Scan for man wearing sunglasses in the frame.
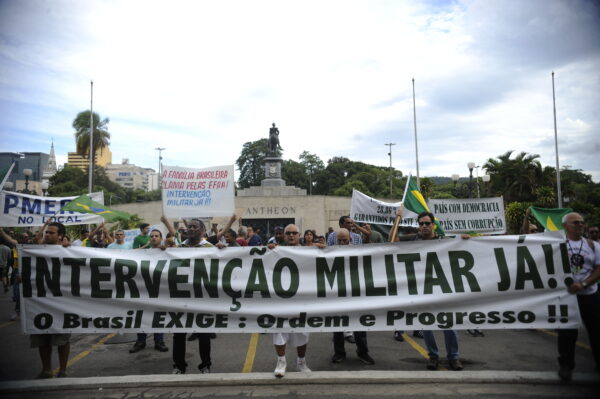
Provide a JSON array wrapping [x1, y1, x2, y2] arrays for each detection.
[[412, 211, 464, 371], [272, 224, 311, 377], [107, 230, 132, 249], [557, 213, 600, 381]]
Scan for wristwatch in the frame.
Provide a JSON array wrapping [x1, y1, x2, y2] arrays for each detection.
[[581, 281, 588, 288]]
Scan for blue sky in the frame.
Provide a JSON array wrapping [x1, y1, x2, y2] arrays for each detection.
[[1, 0, 599, 181]]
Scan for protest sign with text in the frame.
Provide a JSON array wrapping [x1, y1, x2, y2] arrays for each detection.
[[350, 189, 418, 227], [428, 197, 506, 234], [20, 233, 579, 333], [0, 191, 105, 227], [161, 165, 234, 218]]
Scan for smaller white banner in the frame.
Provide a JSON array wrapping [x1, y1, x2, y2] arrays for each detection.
[[0, 191, 105, 227], [428, 197, 506, 234], [350, 189, 418, 226], [161, 165, 234, 218]]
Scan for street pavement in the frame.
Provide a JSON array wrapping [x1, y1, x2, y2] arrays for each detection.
[[0, 287, 598, 398]]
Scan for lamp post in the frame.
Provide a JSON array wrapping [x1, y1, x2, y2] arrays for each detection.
[[155, 147, 165, 188], [4, 181, 14, 191], [109, 194, 121, 207], [482, 174, 490, 197], [385, 143, 396, 197], [467, 162, 475, 198], [40, 181, 49, 196], [23, 168, 33, 194]]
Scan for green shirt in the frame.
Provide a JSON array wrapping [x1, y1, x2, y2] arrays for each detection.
[[133, 234, 150, 249]]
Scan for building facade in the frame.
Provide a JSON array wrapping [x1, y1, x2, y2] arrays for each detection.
[[67, 146, 112, 171], [105, 159, 156, 191]]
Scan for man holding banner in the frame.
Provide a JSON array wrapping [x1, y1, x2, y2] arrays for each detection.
[[557, 212, 600, 381], [409, 210, 463, 371], [30, 221, 71, 378], [172, 219, 214, 374]]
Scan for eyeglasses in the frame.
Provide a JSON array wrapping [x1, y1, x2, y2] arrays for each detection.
[[418, 221, 432, 226], [285, 231, 299, 235], [570, 221, 585, 225]]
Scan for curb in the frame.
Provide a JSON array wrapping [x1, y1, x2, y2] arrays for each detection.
[[1, 370, 599, 393]]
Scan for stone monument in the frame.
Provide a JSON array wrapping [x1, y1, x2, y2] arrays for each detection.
[[237, 123, 306, 197]]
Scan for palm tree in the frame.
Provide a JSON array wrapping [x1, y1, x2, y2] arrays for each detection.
[[73, 110, 110, 167], [483, 151, 542, 203]]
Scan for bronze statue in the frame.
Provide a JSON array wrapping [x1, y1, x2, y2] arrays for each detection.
[[268, 123, 283, 154]]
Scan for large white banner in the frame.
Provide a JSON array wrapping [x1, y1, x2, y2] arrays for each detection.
[[161, 165, 234, 218], [350, 189, 418, 227], [428, 197, 506, 234], [20, 233, 580, 333], [0, 191, 105, 227]]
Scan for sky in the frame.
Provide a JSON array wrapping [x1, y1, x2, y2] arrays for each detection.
[[1, 0, 599, 183]]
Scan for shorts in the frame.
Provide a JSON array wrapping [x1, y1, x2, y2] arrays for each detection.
[[30, 333, 71, 348], [272, 332, 309, 347]]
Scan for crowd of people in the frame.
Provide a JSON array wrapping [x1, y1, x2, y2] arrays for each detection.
[[1, 211, 599, 382]]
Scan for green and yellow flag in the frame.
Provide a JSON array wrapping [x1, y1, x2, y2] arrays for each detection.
[[529, 206, 573, 231], [61, 194, 131, 222], [402, 175, 445, 235]]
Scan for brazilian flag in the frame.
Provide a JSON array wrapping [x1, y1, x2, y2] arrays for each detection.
[[402, 175, 445, 236], [529, 206, 573, 231], [61, 194, 131, 222]]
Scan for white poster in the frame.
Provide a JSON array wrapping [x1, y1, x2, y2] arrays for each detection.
[[428, 197, 506, 234], [0, 191, 105, 227], [161, 165, 234, 218], [350, 189, 418, 226], [20, 233, 579, 333]]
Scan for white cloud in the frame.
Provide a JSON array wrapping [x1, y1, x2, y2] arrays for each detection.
[[1, 0, 599, 182]]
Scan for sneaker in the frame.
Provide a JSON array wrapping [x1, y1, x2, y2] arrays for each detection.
[[154, 342, 168, 352], [331, 353, 346, 363], [413, 331, 424, 339], [394, 331, 404, 342], [467, 329, 478, 337], [449, 359, 464, 371], [198, 362, 211, 374], [476, 330, 485, 337], [426, 357, 439, 370], [558, 365, 573, 382], [35, 371, 53, 379], [344, 334, 356, 344], [297, 358, 311, 372], [357, 352, 375, 365], [187, 333, 199, 341], [129, 341, 146, 353], [172, 367, 185, 374], [274, 358, 286, 378], [57, 371, 67, 378]]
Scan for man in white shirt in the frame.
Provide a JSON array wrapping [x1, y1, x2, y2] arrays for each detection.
[[558, 212, 600, 381], [107, 230, 132, 249]]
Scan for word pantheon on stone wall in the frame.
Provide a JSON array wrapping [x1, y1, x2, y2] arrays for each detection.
[[245, 206, 296, 216]]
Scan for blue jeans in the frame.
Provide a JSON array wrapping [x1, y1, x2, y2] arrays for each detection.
[[137, 333, 164, 344], [423, 330, 459, 360]]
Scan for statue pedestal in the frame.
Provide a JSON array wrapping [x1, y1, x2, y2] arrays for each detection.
[[262, 157, 285, 187], [237, 156, 307, 197]]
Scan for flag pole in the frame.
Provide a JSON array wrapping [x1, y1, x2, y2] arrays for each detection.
[[88, 80, 94, 194], [552, 72, 562, 208], [412, 78, 421, 189]]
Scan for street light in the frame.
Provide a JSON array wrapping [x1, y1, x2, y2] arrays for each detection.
[[3, 181, 14, 191], [467, 163, 475, 198], [451, 174, 460, 197], [482, 174, 490, 197], [23, 168, 33, 194], [40, 181, 49, 196], [109, 194, 122, 206], [385, 143, 396, 197], [155, 147, 166, 188]]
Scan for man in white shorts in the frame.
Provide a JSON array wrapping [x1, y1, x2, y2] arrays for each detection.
[[272, 224, 311, 377]]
